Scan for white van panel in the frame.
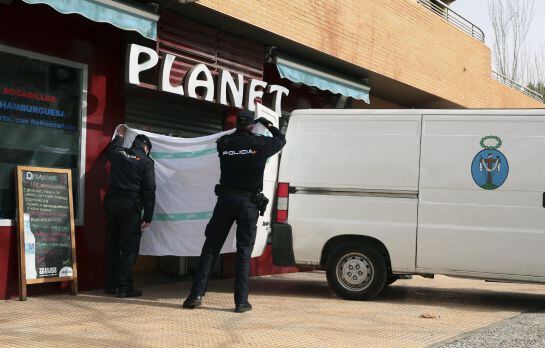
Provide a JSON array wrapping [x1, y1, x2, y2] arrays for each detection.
[[289, 193, 418, 272], [417, 114, 545, 277], [279, 112, 422, 191], [279, 111, 422, 272]]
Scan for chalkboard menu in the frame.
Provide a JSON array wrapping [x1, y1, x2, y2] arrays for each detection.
[[16, 166, 77, 300]]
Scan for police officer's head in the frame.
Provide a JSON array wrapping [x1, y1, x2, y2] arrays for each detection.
[[236, 110, 255, 132], [132, 134, 152, 155]]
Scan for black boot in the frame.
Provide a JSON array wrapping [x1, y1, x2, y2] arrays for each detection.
[[182, 295, 202, 309], [117, 288, 143, 298], [235, 302, 252, 313]]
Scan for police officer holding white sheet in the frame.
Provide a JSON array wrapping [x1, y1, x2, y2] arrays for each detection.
[[183, 110, 286, 313], [105, 125, 156, 298]]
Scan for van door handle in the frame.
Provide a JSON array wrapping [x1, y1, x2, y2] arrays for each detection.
[[543, 192, 545, 207]]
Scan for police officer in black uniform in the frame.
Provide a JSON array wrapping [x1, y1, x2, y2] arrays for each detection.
[[105, 125, 156, 298], [183, 110, 286, 313]]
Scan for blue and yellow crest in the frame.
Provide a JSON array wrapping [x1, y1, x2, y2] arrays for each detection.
[[471, 135, 509, 190]]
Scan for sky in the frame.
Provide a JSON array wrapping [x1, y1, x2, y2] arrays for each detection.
[[450, 0, 545, 55]]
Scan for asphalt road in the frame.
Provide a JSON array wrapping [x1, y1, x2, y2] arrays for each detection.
[[438, 306, 545, 348]]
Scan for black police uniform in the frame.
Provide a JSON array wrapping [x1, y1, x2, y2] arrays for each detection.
[[105, 135, 155, 295], [188, 117, 286, 308]]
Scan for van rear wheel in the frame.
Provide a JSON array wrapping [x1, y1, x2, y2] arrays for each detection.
[[326, 242, 387, 300]]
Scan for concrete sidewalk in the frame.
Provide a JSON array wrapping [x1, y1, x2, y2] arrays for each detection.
[[1, 272, 545, 347]]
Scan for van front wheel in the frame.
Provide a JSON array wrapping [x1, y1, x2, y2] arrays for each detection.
[[326, 243, 387, 300]]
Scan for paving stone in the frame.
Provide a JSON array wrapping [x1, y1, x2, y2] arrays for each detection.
[[1, 272, 545, 347]]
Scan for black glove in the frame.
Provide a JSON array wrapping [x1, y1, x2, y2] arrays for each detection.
[[255, 117, 272, 127]]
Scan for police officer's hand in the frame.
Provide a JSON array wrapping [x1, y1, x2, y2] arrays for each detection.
[[141, 221, 150, 230], [116, 124, 127, 138], [255, 117, 273, 128]]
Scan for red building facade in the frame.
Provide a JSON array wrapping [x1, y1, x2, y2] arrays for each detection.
[[0, 1, 302, 299]]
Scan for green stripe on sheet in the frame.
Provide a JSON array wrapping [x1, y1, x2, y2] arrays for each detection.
[[153, 211, 213, 221], [151, 148, 216, 159]]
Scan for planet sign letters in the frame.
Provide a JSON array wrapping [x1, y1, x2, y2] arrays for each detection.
[[126, 43, 289, 113]]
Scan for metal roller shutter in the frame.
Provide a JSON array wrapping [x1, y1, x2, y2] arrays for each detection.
[[126, 11, 265, 137], [125, 88, 226, 137]]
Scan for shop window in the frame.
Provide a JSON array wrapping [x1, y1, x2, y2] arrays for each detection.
[[0, 45, 86, 222]]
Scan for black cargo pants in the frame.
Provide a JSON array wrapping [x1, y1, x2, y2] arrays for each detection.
[[190, 193, 259, 305], [106, 196, 142, 293]]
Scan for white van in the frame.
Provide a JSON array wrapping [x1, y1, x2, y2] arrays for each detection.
[[271, 109, 545, 300]]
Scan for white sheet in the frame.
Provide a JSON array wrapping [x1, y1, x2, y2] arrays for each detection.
[[114, 104, 279, 257]]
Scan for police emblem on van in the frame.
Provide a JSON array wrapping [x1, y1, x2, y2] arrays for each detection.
[[471, 135, 509, 190]]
